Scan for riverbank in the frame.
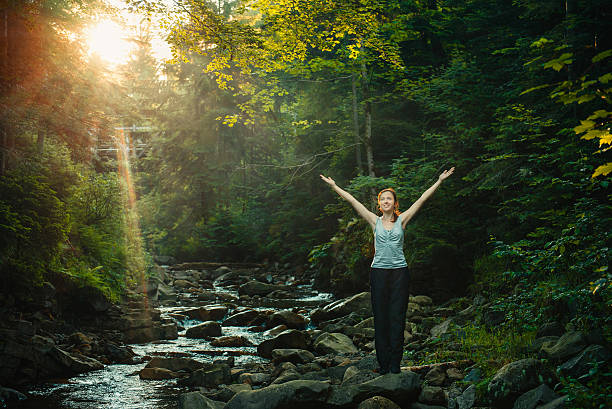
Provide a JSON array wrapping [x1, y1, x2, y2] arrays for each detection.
[[1, 262, 610, 408]]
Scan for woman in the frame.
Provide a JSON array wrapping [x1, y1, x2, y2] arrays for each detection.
[[320, 167, 455, 374]]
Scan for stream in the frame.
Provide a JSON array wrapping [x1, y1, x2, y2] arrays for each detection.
[[14, 268, 333, 409]]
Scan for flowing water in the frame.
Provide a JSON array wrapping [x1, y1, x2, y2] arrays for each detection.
[[14, 277, 333, 409]]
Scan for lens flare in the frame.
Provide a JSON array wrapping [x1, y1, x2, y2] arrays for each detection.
[[115, 129, 148, 309]]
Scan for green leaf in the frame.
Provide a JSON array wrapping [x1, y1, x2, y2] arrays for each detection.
[[599, 73, 612, 84], [520, 84, 551, 95], [592, 49, 612, 63]]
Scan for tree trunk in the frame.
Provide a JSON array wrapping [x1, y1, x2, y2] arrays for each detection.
[[360, 61, 377, 205], [351, 73, 363, 174], [360, 62, 375, 179]]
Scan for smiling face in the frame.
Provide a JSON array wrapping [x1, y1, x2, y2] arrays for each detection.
[[377, 189, 399, 218], [379, 191, 395, 212]]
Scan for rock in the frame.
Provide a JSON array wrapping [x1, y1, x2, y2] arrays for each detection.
[[224, 310, 267, 326], [410, 404, 446, 409], [540, 331, 587, 360], [310, 292, 372, 324], [536, 322, 564, 338], [212, 266, 232, 279], [463, 368, 482, 382], [358, 395, 402, 409], [419, 385, 446, 405], [174, 279, 196, 289], [342, 368, 379, 386], [0, 386, 27, 406], [181, 364, 231, 387], [139, 367, 178, 380], [424, 366, 446, 386], [257, 330, 310, 358], [488, 358, 541, 406], [535, 395, 567, 409], [455, 384, 475, 409], [271, 349, 315, 364], [238, 372, 271, 385], [313, 332, 358, 355], [49, 346, 104, 374], [238, 280, 285, 296], [410, 295, 433, 306], [271, 368, 302, 385], [326, 372, 421, 407], [210, 336, 253, 347], [264, 325, 288, 337], [65, 285, 112, 313], [355, 354, 379, 372], [342, 366, 360, 382], [210, 384, 252, 402], [145, 357, 206, 372], [179, 391, 225, 409], [157, 282, 178, 301], [184, 306, 228, 321], [186, 321, 222, 338], [267, 310, 308, 330], [557, 344, 611, 379], [225, 379, 330, 409], [446, 367, 464, 382], [355, 317, 375, 329], [512, 384, 559, 409], [104, 342, 135, 363], [529, 336, 560, 353], [430, 319, 453, 338]]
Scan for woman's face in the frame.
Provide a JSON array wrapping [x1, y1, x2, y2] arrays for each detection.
[[379, 191, 395, 212]]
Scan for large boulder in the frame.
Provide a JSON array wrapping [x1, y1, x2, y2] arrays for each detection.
[[357, 396, 402, 409], [311, 292, 372, 324], [139, 367, 178, 380], [180, 364, 232, 387], [326, 371, 421, 407], [179, 391, 225, 409], [512, 384, 559, 409], [270, 349, 315, 365], [48, 346, 104, 374], [557, 344, 611, 378], [257, 330, 310, 358], [184, 306, 228, 321], [225, 380, 330, 409], [145, 357, 206, 372], [540, 331, 587, 360], [267, 310, 308, 330], [185, 321, 222, 338], [224, 310, 267, 327], [488, 358, 542, 407], [238, 280, 285, 296], [313, 332, 358, 355], [210, 336, 253, 347]]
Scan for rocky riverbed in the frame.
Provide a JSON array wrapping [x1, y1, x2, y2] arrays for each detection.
[[1, 262, 610, 408]]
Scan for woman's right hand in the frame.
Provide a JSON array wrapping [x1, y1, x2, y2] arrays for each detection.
[[320, 174, 336, 187]]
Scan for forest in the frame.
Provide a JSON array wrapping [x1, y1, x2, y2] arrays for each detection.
[[0, 0, 610, 408]]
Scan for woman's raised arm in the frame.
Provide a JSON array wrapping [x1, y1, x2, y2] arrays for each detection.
[[320, 175, 377, 229], [400, 167, 455, 229]]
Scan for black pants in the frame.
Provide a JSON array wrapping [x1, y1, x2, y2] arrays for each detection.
[[370, 266, 409, 372]]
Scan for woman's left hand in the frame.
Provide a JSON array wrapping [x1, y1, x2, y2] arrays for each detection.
[[438, 167, 455, 181]]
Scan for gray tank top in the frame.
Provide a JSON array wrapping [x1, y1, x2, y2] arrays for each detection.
[[371, 214, 408, 269]]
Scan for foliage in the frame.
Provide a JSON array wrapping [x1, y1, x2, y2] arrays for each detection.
[[560, 360, 612, 409]]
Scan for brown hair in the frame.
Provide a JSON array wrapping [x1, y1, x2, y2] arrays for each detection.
[[377, 188, 400, 222]]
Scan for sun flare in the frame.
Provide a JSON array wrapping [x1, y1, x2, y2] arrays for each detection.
[[85, 19, 134, 65]]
